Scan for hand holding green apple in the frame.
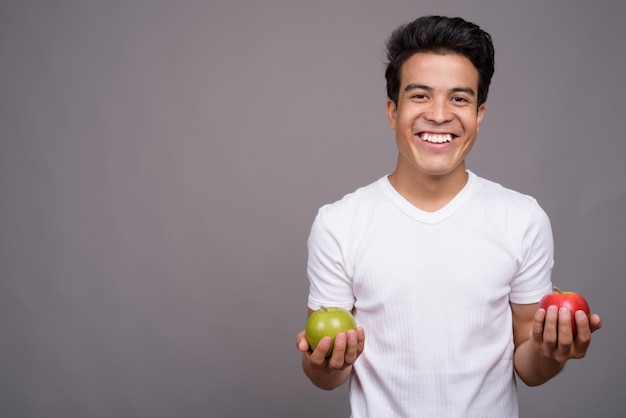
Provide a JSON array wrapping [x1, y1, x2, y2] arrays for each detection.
[[305, 306, 357, 357]]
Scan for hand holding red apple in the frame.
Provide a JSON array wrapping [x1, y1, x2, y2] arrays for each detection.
[[538, 287, 590, 337], [531, 286, 602, 363]]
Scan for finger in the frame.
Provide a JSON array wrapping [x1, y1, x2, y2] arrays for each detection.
[[298, 337, 310, 353], [310, 337, 332, 365], [531, 308, 547, 343], [590, 313, 602, 332], [556, 307, 573, 351], [344, 330, 358, 364], [356, 327, 366, 354], [573, 310, 591, 346], [569, 310, 594, 359], [296, 330, 309, 352], [543, 306, 559, 346], [328, 333, 347, 369]]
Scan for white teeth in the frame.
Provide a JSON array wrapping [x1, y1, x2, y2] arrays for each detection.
[[421, 133, 453, 143]]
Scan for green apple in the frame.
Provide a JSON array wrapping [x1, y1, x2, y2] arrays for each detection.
[[305, 306, 357, 357]]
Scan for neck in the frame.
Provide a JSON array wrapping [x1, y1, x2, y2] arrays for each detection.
[[388, 164, 469, 212]]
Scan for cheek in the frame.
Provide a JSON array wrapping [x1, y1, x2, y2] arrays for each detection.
[[463, 115, 481, 134], [395, 111, 415, 131]]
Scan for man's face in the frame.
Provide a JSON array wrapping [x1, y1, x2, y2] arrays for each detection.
[[386, 52, 485, 181]]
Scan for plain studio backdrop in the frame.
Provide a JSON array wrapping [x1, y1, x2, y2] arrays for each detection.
[[1, 1, 624, 417]]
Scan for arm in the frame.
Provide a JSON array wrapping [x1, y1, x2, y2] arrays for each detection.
[[296, 308, 365, 390], [511, 302, 602, 386]]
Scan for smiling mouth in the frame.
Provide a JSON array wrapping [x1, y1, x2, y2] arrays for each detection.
[[419, 133, 454, 143]]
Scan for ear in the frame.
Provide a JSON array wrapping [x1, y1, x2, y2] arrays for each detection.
[[476, 103, 486, 132], [386, 99, 397, 130]]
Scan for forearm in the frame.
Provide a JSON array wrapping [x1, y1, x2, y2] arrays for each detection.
[[513, 338, 564, 386], [301, 356, 352, 390]]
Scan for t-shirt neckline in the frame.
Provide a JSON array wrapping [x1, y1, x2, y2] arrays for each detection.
[[377, 170, 479, 224]]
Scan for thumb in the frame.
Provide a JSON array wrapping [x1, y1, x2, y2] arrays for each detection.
[[296, 332, 310, 353]]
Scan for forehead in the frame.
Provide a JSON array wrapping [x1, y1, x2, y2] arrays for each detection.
[[400, 52, 479, 89]]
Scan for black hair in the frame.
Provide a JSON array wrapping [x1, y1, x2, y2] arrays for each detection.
[[385, 15, 495, 107]]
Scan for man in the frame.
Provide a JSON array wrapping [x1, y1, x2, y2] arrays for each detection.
[[295, 15, 602, 417]]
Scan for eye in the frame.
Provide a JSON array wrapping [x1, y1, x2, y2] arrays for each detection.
[[410, 93, 428, 100], [451, 96, 474, 107]]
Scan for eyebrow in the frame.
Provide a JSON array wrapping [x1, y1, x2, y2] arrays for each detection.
[[404, 83, 476, 96]]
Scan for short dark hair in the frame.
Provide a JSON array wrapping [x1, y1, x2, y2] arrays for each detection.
[[385, 15, 495, 107]]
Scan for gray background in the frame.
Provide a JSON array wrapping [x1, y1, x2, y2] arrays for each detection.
[[1, 1, 624, 417]]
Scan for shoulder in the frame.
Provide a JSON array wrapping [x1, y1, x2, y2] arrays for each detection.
[[316, 177, 385, 222], [472, 174, 547, 217], [466, 173, 553, 241], [473, 174, 537, 204], [309, 177, 387, 246]]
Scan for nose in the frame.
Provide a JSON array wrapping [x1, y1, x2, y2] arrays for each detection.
[[425, 98, 453, 124]]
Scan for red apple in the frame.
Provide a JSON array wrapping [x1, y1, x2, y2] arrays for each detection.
[[538, 286, 590, 337], [305, 306, 357, 357]]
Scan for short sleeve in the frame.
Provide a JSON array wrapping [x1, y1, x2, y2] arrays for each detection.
[[306, 208, 356, 311], [509, 201, 554, 304]]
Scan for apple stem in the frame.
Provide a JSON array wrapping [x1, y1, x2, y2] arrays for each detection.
[[320, 305, 328, 312], [553, 286, 563, 294]]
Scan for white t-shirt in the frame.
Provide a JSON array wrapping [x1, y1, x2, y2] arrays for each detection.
[[307, 171, 554, 418]]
